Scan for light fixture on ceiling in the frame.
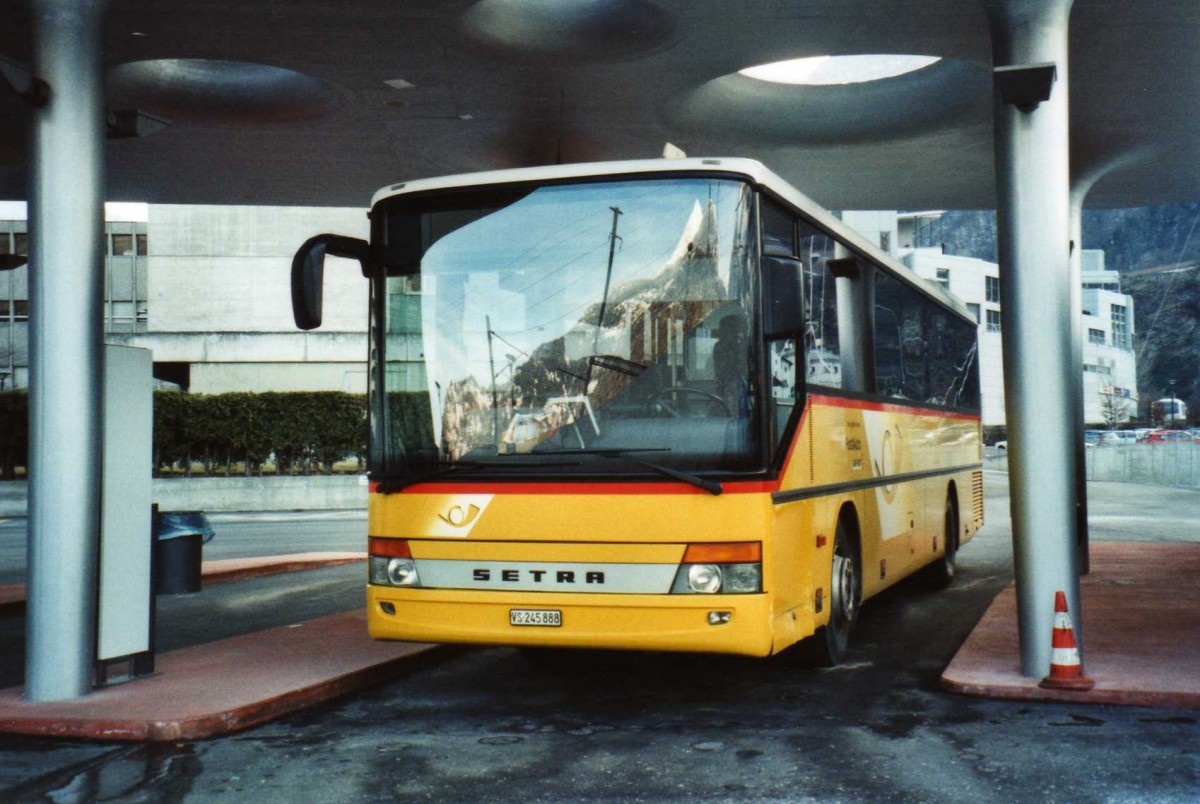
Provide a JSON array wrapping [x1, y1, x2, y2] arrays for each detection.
[[739, 54, 941, 86], [384, 78, 415, 90]]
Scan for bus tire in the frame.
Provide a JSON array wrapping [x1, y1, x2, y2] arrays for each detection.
[[922, 490, 958, 590], [801, 517, 861, 667]]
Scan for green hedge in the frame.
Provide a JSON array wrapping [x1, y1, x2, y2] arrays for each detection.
[[0, 391, 370, 479], [153, 391, 367, 477]]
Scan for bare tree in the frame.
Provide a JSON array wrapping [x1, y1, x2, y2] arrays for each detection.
[[1100, 391, 1129, 428]]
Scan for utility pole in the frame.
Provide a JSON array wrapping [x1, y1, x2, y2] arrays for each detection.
[[591, 206, 623, 360], [486, 314, 499, 445]]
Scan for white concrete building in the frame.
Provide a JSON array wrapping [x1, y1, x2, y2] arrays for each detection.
[[1, 203, 372, 394], [1, 203, 1138, 422], [842, 210, 1138, 427]]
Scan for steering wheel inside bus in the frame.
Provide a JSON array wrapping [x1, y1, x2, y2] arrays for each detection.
[[647, 386, 733, 418]]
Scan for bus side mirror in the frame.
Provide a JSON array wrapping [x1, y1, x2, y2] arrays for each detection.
[[292, 234, 370, 330], [763, 257, 803, 338]]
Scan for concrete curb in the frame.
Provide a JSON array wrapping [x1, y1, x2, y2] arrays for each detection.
[[0, 610, 439, 741]]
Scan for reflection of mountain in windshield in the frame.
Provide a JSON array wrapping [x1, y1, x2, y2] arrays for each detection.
[[439, 197, 732, 459], [426, 180, 755, 468], [576, 198, 729, 412]]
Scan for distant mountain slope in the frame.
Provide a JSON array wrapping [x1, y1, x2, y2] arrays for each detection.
[[1123, 269, 1200, 415]]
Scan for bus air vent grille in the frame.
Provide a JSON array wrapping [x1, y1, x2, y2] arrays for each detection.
[[972, 471, 984, 523]]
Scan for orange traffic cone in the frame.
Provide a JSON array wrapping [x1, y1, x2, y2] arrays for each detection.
[[1039, 590, 1095, 691]]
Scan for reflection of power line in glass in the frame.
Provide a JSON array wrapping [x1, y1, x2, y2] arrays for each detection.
[[592, 206, 623, 354], [435, 184, 680, 312], [436, 183, 738, 371]]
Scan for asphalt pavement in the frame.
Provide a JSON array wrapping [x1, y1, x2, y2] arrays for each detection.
[[1, 475, 1198, 801]]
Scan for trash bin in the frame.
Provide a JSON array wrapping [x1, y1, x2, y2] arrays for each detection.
[[154, 510, 215, 594]]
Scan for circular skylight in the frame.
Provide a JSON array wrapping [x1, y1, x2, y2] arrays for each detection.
[[665, 56, 988, 147], [739, 55, 941, 86]]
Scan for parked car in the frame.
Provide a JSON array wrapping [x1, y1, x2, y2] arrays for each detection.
[[1143, 429, 1198, 444], [994, 440, 1007, 450], [1083, 429, 1104, 446], [1098, 430, 1138, 445]]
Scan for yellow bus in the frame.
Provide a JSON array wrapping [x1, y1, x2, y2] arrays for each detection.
[[292, 158, 983, 664]]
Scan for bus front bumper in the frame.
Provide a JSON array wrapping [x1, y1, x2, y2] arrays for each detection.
[[367, 586, 775, 657]]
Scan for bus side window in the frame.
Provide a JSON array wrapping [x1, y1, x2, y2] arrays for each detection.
[[769, 339, 796, 440], [797, 224, 840, 390], [762, 202, 801, 457], [899, 298, 929, 401], [873, 270, 907, 399]]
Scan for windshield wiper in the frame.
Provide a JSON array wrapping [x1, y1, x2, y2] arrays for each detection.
[[531, 447, 722, 495]]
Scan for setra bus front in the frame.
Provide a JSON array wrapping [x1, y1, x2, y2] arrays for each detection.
[[362, 163, 777, 656], [290, 158, 975, 659]]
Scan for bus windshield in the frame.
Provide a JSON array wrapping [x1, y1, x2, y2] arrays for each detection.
[[372, 177, 761, 483]]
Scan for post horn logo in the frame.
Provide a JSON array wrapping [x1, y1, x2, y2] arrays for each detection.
[[438, 503, 481, 528], [874, 427, 900, 502]]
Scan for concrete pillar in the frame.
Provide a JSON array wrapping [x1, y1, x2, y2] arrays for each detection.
[[25, 0, 109, 701], [984, 0, 1083, 677]]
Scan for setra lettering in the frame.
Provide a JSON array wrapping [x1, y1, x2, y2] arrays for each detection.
[[467, 568, 607, 585]]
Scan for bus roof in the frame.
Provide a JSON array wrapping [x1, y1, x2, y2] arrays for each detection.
[[371, 157, 973, 322]]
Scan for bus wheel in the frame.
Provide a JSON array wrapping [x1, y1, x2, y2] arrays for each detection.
[[923, 491, 958, 589], [802, 519, 860, 666]]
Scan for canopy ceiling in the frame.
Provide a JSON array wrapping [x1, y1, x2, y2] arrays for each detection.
[[1, 0, 1198, 211]]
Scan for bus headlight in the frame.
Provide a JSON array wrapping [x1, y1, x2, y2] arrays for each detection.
[[368, 556, 421, 587], [688, 564, 723, 594], [670, 542, 762, 595], [671, 562, 761, 594], [387, 557, 419, 586], [723, 563, 761, 593], [369, 537, 421, 587]]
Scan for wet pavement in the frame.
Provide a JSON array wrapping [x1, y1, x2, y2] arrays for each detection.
[[1, 475, 1198, 801]]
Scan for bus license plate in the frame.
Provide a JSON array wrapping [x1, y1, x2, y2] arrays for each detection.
[[510, 609, 562, 627]]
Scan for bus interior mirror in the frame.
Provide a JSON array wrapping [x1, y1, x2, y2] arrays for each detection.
[[763, 257, 803, 338], [291, 234, 370, 330]]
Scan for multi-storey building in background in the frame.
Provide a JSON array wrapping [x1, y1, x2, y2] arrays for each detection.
[[845, 210, 1139, 427], [0, 202, 374, 394], [1, 203, 1139, 428]]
